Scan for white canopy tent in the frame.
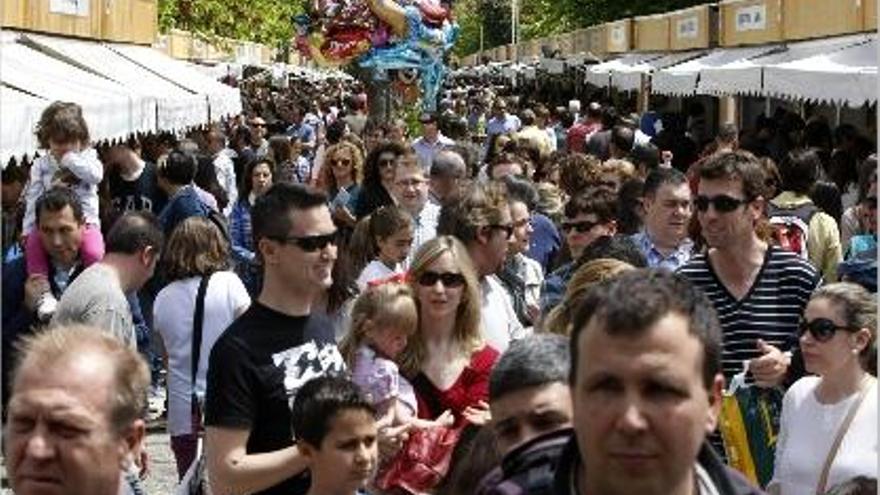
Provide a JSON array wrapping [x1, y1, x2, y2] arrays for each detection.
[[584, 53, 664, 88], [763, 36, 877, 107], [699, 34, 872, 97], [652, 45, 782, 96], [1, 40, 153, 144], [1, 87, 48, 165], [22, 34, 210, 132], [108, 43, 242, 120], [610, 50, 705, 92]]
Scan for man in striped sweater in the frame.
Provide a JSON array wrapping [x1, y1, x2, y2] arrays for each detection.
[[678, 151, 821, 387]]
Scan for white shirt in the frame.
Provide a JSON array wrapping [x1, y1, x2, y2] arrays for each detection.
[[412, 133, 455, 171], [480, 275, 527, 353], [356, 259, 402, 291], [771, 376, 877, 495], [404, 202, 441, 268], [154, 272, 250, 435], [213, 151, 238, 216]]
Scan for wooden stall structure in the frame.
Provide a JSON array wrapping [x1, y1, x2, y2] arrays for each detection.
[[719, 0, 784, 46], [782, 0, 865, 41], [605, 19, 632, 53], [866, 0, 877, 31], [668, 4, 719, 51], [1, 0, 157, 44], [586, 24, 607, 57], [634, 13, 670, 52]]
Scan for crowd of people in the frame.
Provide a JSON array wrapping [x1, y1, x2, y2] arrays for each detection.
[[1, 70, 878, 495]]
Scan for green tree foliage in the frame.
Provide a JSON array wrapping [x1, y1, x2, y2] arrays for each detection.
[[456, 0, 711, 55], [158, 0, 305, 48]]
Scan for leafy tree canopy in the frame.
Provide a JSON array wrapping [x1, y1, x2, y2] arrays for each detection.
[[158, 0, 304, 48]]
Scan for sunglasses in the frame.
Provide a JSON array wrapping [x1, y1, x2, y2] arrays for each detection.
[[417, 271, 466, 288], [331, 158, 352, 167], [562, 220, 599, 233], [271, 231, 338, 252], [798, 318, 856, 343], [694, 194, 749, 213], [378, 158, 397, 168], [488, 224, 514, 238], [863, 196, 877, 210]]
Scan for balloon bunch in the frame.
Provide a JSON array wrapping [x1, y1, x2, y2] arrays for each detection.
[[296, 0, 458, 111]]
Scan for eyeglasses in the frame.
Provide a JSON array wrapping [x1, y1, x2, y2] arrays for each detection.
[[417, 271, 466, 288], [395, 178, 426, 188], [562, 220, 599, 233], [694, 194, 749, 213], [798, 318, 857, 343], [270, 231, 338, 252], [488, 224, 514, 238], [512, 217, 530, 229]]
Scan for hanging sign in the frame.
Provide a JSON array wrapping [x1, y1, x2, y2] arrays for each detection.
[[677, 16, 699, 39], [735, 5, 767, 32], [50, 0, 89, 16]]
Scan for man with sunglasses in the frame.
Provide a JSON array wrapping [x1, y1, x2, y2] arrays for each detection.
[[541, 190, 618, 313], [678, 151, 820, 390], [438, 181, 525, 352], [205, 183, 348, 495], [412, 113, 455, 172]]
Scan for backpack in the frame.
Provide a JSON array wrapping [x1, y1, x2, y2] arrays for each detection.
[[766, 203, 817, 259]]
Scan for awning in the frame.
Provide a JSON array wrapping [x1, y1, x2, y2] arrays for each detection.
[[699, 34, 872, 97], [1, 87, 48, 164], [21, 33, 210, 132], [610, 50, 705, 92], [585, 53, 665, 88], [652, 45, 782, 96], [763, 36, 877, 107], [1, 40, 152, 143], [107, 43, 242, 120]]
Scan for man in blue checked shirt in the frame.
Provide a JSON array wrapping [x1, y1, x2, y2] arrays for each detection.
[[631, 168, 694, 271]]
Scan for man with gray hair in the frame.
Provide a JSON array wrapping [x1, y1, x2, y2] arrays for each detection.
[[5, 324, 150, 495], [476, 334, 573, 494], [429, 149, 467, 207]]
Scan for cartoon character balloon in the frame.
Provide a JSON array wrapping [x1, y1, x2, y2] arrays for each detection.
[[297, 0, 458, 111]]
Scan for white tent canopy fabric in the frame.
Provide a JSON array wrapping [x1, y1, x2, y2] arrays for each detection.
[[1, 41, 152, 143], [763, 36, 877, 107], [108, 43, 242, 120], [22, 34, 210, 131], [652, 45, 782, 96], [699, 34, 872, 97], [585, 53, 664, 88], [1, 87, 48, 165], [610, 50, 705, 92]]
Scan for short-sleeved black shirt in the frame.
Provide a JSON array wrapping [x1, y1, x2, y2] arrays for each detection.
[[205, 301, 346, 495]]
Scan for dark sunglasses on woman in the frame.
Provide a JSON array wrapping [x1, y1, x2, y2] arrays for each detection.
[[798, 318, 858, 343], [417, 271, 466, 288]]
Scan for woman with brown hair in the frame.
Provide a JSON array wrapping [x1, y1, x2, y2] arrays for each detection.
[[153, 216, 250, 479]]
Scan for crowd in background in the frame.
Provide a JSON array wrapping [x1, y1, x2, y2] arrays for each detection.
[[1, 69, 878, 495]]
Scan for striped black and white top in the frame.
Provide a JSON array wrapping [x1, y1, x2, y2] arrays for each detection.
[[678, 246, 821, 380]]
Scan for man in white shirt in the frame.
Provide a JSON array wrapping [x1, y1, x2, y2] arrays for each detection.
[[411, 113, 455, 172], [391, 152, 441, 267], [437, 181, 526, 352], [207, 128, 238, 216]]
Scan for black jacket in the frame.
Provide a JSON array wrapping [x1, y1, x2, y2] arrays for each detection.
[[551, 434, 766, 495], [476, 428, 572, 495]]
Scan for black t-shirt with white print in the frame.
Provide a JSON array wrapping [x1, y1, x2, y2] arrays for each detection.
[[205, 301, 346, 495]]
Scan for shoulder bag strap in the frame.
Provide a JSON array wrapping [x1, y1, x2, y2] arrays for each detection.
[[815, 377, 874, 494], [191, 274, 212, 391]]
